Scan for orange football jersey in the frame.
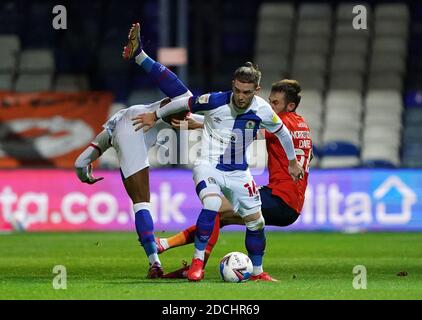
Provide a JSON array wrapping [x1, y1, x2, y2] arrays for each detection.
[[265, 111, 312, 214]]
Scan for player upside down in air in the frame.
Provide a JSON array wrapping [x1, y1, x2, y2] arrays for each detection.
[[156, 80, 313, 280], [132, 62, 304, 280], [74, 23, 193, 278]]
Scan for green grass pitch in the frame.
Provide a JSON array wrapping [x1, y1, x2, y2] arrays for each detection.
[[1, 231, 421, 300]]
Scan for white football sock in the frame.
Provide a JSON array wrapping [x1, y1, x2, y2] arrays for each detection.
[[194, 248, 205, 261], [135, 50, 149, 65], [252, 265, 263, 276], [148, 253, 161, 265]]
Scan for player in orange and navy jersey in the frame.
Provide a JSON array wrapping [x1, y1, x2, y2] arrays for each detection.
[[158, 79, 313, 279]]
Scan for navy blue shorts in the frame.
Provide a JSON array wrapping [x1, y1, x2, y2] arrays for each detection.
[[259, 186, 299, 227]]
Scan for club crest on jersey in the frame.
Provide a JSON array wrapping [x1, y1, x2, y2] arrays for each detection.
[[208, 177, 216, 184], [196, 94, 211, 104], [271, 113, 280, 124], [246, 120, 255, 129]]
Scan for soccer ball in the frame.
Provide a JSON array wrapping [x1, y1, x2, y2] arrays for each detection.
[[219, 251, 253, 283]]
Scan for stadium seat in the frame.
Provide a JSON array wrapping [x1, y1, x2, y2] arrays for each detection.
[[0, 34, 20, 54], [335, 23, 371, 37], [364, 116, 403, 132], [294, 36, 330, 54], [54, 74, 90, 92], [322, 125, 361, 147], [0, 51, 17, 73], [297, 20, 332, 37], [0, 74, 14, 91], [298, 90, 324, 133], [326, 90, 362, 110], [330, 53, 366, 73], [322, 141, 360, 157], [369, 54, 406, 74], [19, 50, 55, 73], [256, 53, 290, 76], [257, 20, 293, 37], [362, 126, 401, 146], [300, 90, 324, 109], [361, 143, 400, 167], [375, 3, 409, 21], [291, 72, 326, 91], [15, 74, 52, 92], [256, 34, 291, 55], [325, 109, 362, 126], [292, 53, 327, 74], [329, 73, 364, 91], [258, 3, 295, 20], [320, 156, 360, 168], [372, 37, 407, 56], [365, 90, 403, 111], [298, 3, 332, 20], [333, 36, 369, 55], [368, 72, 403, 91], [375, 20, 409, 38]]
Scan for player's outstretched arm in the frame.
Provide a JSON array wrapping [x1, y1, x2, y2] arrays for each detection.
[[74, 131, 109, 184], [132, 96, 191, 131], [75, 164, 104, 185]]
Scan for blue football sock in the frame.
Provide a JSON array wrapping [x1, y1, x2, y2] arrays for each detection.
[[135, 208, 158, 262], [194, 209, 218, 252], [138, 56, 189, 98], [245, 228, 266, 268]]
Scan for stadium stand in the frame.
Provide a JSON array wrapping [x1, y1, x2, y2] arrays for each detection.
[[0, 0, 421, 169]]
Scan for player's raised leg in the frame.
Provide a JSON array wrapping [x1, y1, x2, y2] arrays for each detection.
[[123, 22, 191, 99]]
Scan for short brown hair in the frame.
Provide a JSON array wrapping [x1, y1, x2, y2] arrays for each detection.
[[271, 79, 302, 108], [233, 62, 261, 87]]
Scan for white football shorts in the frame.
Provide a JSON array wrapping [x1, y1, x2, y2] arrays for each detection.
[[193, 163, 262, 217], [104, 105, 153, 179]]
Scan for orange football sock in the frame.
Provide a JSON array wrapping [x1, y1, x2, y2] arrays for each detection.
[[167, 225, 196, 248]]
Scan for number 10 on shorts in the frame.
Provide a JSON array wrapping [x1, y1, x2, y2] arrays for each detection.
[[244, 181, 258, 197]]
